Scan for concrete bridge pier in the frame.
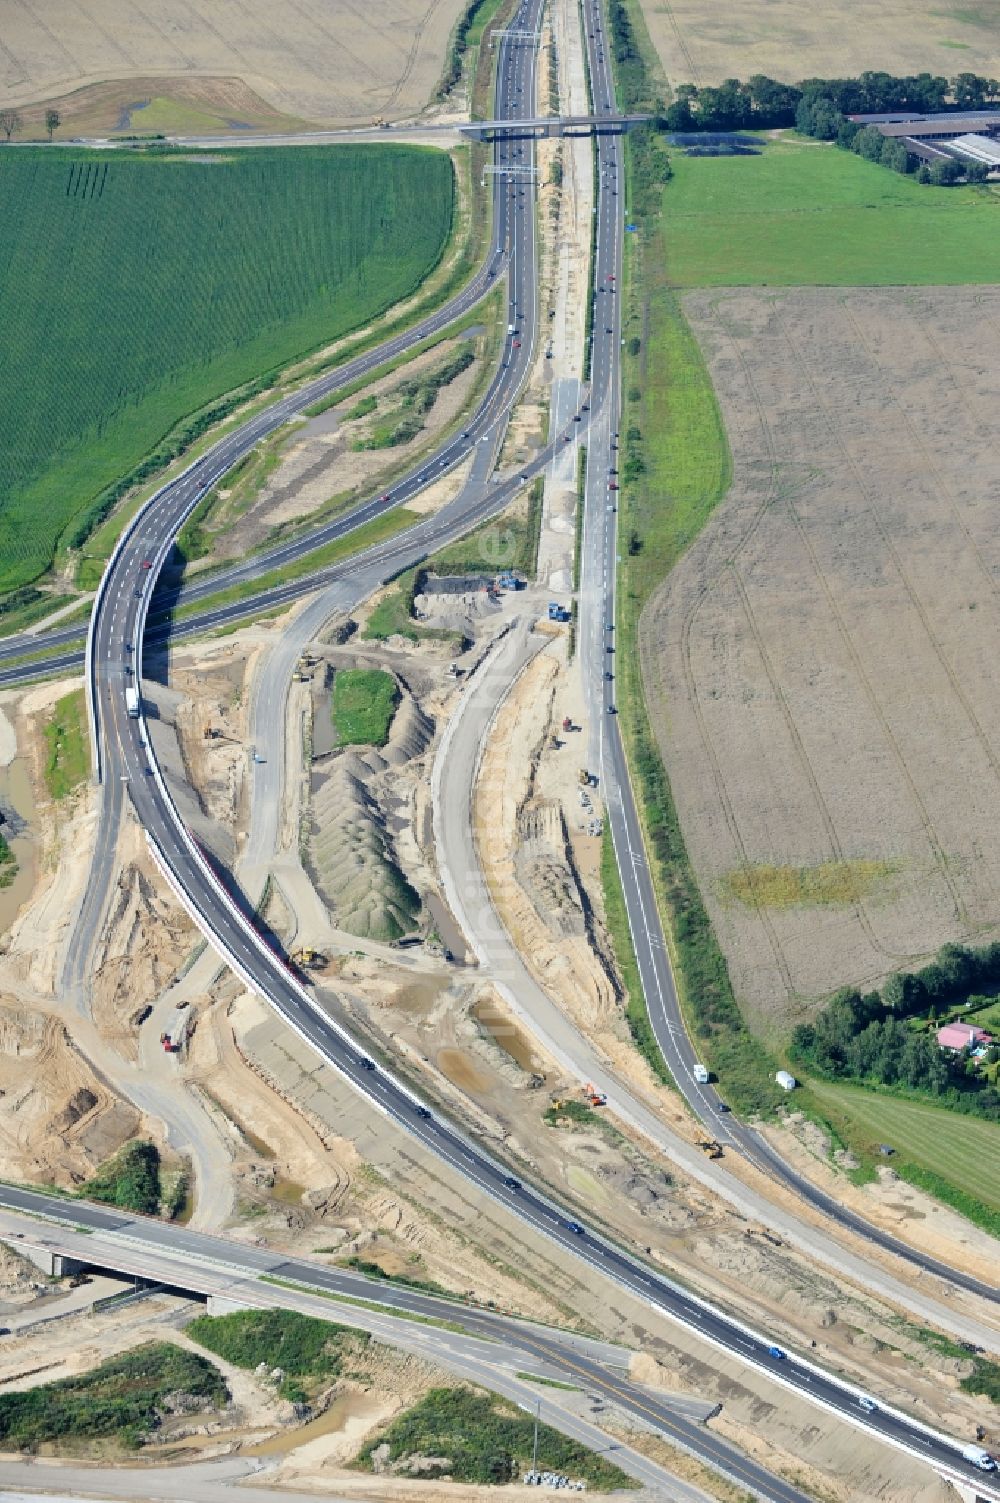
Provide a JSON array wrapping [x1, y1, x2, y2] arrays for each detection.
[[11, 1238, 87, 1278]]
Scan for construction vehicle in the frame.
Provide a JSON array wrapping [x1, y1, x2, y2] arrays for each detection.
[[697, 1140, 723, 1159], [547, 601, 570, 622], [291, 947, 323, 968], [578, 767, 597, 787], [583, 1082, 607, 1107], [160, 1031, 180, 1054]]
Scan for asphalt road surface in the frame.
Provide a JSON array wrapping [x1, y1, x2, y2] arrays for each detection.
[[27, 4, 994, 1497], [0, 1186, 825, 1503], [568, 2, 1000, 1314]]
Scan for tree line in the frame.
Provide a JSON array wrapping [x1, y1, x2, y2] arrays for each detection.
[[791, 942, 1000, 1120], [658, 70, 1000, 133]]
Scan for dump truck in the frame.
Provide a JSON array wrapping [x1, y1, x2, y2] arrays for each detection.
[[547, 602, 570, 622], [698, 1140, 723, 1159], [583, 1082, 607, 1107]]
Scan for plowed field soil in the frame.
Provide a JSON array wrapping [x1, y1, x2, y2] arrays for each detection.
[[0, 0, 468, 129], [638, 0, 1000, 89], [640, 285, 1000, 1034]]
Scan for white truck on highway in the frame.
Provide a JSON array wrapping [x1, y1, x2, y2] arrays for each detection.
[[125, 686, 140, 719], [961, 1444, 996, 1471], [693, 1063, 709, 1084]]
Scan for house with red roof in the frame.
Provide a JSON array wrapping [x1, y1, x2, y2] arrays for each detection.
[[936, 1021, 993, 1051]]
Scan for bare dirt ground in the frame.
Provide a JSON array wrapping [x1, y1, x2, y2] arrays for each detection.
[[189, 335, 489, 572], [641, 285, 1000, 1035], [0, 0, 470, 132], [638, 0, 1000, 89]]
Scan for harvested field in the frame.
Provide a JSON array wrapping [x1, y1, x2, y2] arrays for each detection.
[[637, 0, 1000, 89], [640, 285, 1000, 1036], [0, 0, 470, 130]]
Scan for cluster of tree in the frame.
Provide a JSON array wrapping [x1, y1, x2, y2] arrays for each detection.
[[0, 108, 59, 142], [658, 70, 1000, 134], [791, 943, 1000, 1119]]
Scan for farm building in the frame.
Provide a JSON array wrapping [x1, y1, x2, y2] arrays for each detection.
[[849, 111, 1000, 170], [945, 134, 1000, 169], [935, 1022, 993, 1051]]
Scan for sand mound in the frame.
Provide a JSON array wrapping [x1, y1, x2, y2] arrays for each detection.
[[384, 693, 434, 768], [309, 760, 420, 942]]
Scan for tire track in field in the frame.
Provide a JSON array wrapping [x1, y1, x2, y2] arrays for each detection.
[[691, 293, 923, 972], [61, 0, 150, 76], [775, 292, 1000, 802], [276, 0, 373, 88], [840, 293, 1000, 613], [13, 0, 85, 78], [655, 0, 700, 85], [763, 293, 995, 928]]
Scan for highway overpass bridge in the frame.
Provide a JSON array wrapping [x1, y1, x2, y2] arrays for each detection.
[[459, 111, 649, 138]]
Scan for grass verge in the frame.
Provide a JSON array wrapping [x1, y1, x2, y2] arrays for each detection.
[[167, 508, 421, 629], [600, 828, 671, 1086], [260, 1275, 482, 1338], [42, 688, 89, 799]]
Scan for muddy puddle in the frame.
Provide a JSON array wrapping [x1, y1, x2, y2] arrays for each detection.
[[472, 997, 539, 1073], [0, 759, 36, 934], [424, 892, 469, 962], [437, 1046, 493, 1095], [247, 1388, 385, 1457]]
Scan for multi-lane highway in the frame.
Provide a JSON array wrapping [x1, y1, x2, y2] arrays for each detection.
[[12, 3, 989, 1497], [0, 1184, 800, 1503], [569, 6, 1000, 1314], [69, 7, 998, 1498]]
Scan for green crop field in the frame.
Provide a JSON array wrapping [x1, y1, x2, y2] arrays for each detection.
[[0, 146, 454, 596], [806, 1080, 1000, 1214], [662, 135, 1000, 286]]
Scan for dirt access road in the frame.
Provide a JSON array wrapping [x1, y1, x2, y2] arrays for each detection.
[[642, 285, 1000, 1035]]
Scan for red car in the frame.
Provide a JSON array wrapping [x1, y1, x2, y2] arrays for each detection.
[[608, 482, 619, 491], [380, 492, 391, 503], [140, 560, 152, 569]]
